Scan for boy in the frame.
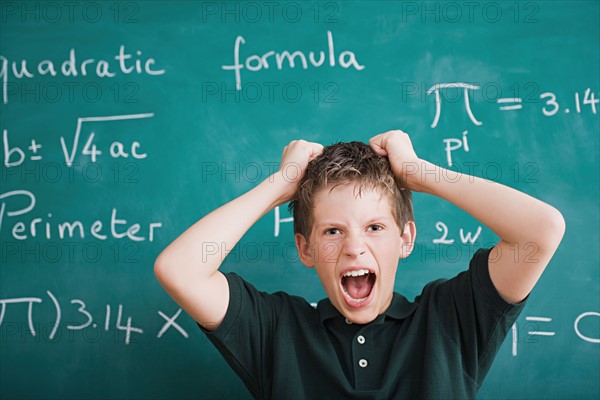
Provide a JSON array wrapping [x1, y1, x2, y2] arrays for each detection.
[[155, 130, 565, 399]]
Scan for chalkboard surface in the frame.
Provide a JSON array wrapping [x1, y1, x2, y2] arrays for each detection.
[[1, 1, 598, 399]]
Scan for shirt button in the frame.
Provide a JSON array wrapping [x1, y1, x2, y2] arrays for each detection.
[[357, 335, 366, 344], [345, 318, 353, 324], [359, 359, 368, 368]]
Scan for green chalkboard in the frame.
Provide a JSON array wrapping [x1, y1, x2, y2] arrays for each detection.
[[1, 1, 598, 399]]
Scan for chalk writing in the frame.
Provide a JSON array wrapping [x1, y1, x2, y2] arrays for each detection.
[[0, 189, 162, 242], [3, 113, 154, 167], [511, 313, 600, 356], [0, 45, 165, 104], [222, 31, 365, 90], [0, 291, 190, 344], [274, 205, 294, 238], [432, 221, 482, 245], [425, 83, 598, 165]]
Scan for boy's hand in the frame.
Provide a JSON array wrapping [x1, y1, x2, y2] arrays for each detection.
[[277, 140, 324, 203], [369, 130, 422, 191]]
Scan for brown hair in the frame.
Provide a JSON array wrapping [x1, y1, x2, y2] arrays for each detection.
[[289, 141, 414, 239]]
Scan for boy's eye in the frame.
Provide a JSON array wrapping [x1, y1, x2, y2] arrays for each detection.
[[368, 224, 383, 231], [324, 228, 341, 235]]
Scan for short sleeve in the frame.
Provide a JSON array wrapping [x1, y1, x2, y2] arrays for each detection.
[[421, 247, 527, 386], [470, 247, 528, 313], [198, 272, 282, 399]]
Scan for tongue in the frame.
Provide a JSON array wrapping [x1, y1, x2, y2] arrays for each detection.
[[345, 275, 373, 299]]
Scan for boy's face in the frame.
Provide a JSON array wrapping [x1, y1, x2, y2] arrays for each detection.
[[295, 183, 415, 324]]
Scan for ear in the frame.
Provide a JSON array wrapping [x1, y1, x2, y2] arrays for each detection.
[[399, 220, 416, 259], [295, 233, 314, 268]]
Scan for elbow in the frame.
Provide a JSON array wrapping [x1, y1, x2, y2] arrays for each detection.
[[154, 251, 171, 287], [550, 207, 566, 242], [542, 206, 566, 250]]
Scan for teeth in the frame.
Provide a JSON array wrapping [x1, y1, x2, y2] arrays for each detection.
[[343, 269, 370, 277]]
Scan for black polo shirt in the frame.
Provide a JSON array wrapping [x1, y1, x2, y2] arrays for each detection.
[[200, 247, 526, 399]]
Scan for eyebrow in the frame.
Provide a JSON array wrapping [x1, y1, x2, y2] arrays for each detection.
[[314, 222, 343, 229], [314, 217, 391, 229]]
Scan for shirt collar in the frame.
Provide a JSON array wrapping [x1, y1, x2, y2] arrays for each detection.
[[317, 292, 417, 324]]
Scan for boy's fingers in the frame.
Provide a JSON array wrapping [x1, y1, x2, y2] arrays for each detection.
[[310, 142, 324, 155], [282, 140, 323, 165], [369, 134, 388, 156], [370, 130, 412, 157]]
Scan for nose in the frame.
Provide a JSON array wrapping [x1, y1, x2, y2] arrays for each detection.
[[343, 232, 366, 258]]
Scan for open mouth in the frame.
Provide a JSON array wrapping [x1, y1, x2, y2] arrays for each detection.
[[340, 268, 376, 307]]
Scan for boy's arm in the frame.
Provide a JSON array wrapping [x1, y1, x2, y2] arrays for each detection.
[[154, 140, 323, 330], [370, 130, 566, 304]]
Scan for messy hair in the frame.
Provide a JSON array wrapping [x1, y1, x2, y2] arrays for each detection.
[[289, 141, 414, 239]]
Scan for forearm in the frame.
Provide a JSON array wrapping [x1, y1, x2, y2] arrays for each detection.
[[372, 130, 564, 303], [156, 172, 290, 281], [410, 161, 565, 247]]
